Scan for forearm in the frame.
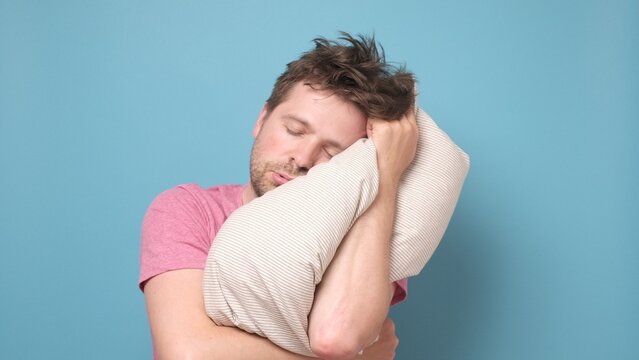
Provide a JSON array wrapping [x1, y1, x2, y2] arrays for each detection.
[[144, 269, 315, 360], [308, 183, 398, 359], [157, 324, 315, 360]]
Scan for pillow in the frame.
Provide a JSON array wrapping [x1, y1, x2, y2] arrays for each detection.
[[203, 106, 470, 356]]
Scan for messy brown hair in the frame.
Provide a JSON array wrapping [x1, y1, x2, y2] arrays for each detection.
[[266, 32, 415, 120]]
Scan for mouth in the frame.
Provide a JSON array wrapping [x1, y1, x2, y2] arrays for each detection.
[[272, 171, 294, 186]]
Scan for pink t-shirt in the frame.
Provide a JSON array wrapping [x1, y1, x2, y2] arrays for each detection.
[[139, 183, 408, 304]]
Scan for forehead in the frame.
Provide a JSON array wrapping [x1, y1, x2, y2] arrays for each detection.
[[272, 82, 367, 138]]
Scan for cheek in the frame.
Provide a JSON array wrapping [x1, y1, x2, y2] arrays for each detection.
[[254, 128, 291, 159]]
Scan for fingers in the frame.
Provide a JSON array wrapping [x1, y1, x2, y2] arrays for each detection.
[[405, 107, 417, 126], [367, 107, 416, 134], [381, 318, 396, 335], [366, 115, 410, 138]]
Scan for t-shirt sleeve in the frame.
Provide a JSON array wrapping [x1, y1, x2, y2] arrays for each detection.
[[138, 185, 218, 290], [391, 278, 409, 305]]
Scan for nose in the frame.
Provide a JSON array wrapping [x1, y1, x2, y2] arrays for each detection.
[[291, 141, 321, 174]]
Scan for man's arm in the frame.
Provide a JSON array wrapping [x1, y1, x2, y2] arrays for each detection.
[[308, 184, 398, 360], [144, 269, 317, 360], [145, 269, 399, 359], [308, 111, 418, 360]]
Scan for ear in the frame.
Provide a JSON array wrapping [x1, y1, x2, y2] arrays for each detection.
[[253, 103, 270, 138]]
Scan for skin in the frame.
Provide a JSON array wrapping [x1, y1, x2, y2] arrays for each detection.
[[144, 81, 418, 360], [245, 82, 369, 201], [306, 105, 418, 360]]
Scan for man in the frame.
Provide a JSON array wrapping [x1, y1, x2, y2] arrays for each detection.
[[140, 33, 417, 359]]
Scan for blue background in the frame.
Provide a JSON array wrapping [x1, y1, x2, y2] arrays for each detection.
[[1, 0, 637, 359]]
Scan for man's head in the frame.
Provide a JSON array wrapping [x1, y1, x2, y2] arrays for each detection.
[[246, 32, 415, 200], [268, 32, 415, 120]]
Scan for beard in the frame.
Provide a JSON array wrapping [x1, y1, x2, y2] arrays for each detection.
[[249, 143, 307, 198]]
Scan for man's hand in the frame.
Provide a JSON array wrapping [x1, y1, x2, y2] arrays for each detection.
[[367, 109, 419, 190], [358, 318, 399, 360]]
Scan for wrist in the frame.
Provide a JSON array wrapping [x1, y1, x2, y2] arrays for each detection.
[[377, 177, 400, 198]]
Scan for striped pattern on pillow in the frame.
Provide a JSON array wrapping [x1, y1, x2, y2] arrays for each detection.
[[203, 107, 470, 356]]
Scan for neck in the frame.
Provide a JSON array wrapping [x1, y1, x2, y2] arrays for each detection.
[[242, 184, 257, 205]]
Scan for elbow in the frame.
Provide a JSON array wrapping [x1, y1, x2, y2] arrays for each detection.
[[310, 329, 362, 360]]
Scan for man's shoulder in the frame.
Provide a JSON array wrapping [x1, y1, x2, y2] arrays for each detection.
[[139, 183, 245, 289], [149, 183, 245, 219], [177, 183, 244, 201]]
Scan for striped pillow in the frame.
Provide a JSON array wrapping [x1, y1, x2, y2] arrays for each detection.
[[203, 107, 470, 356]]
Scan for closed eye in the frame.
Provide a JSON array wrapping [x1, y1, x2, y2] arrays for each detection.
[[285, 126, 304, 136], [323, 147, 338, 159]]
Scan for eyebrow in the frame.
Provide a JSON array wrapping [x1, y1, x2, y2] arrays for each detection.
[[282, 114, 345, 150]]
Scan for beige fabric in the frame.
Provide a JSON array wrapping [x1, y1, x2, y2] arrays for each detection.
[[203, 107, 470, 356]]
